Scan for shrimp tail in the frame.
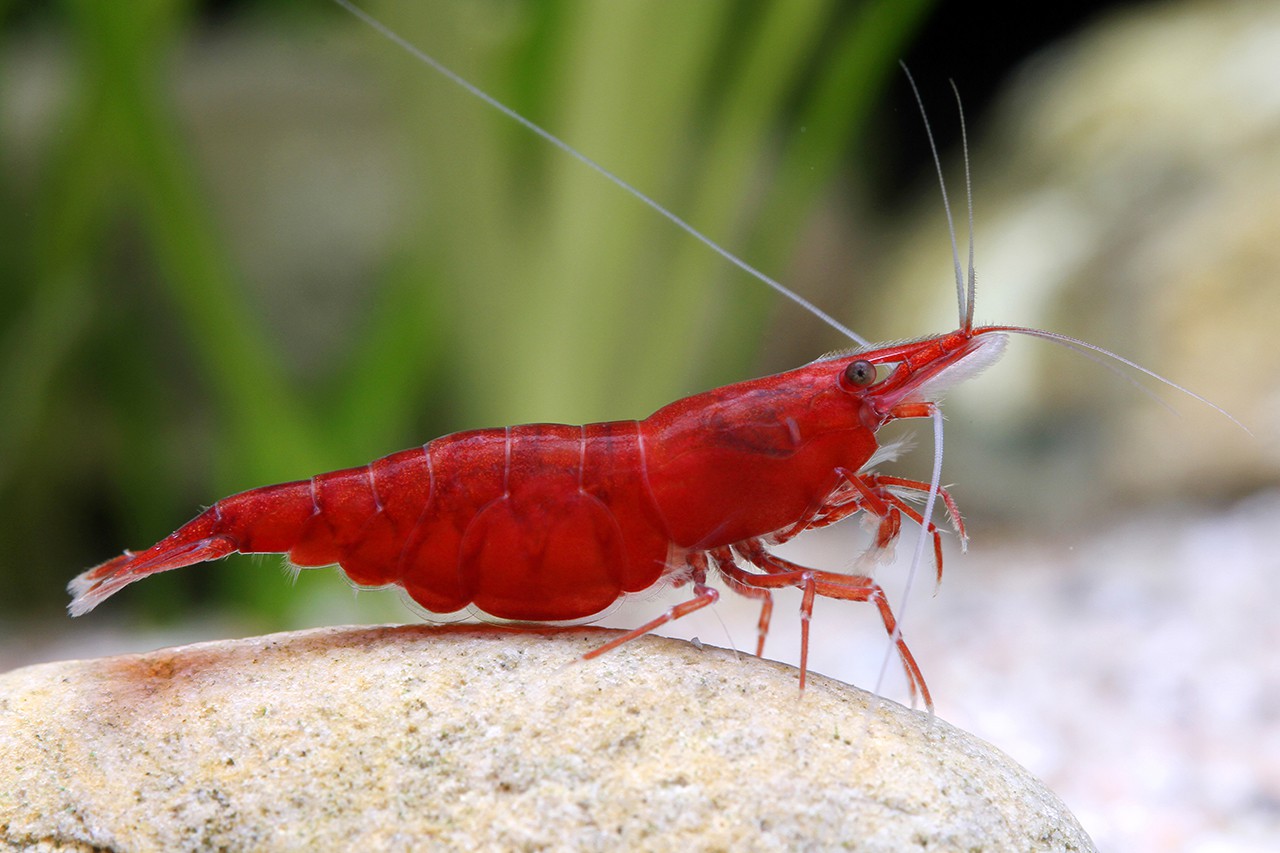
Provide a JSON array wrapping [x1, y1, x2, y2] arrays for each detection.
[[68, 481, 315, 616], [67, 530, 237, 616]]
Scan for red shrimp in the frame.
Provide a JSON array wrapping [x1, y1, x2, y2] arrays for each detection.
[[70, 323, 1009, 708], [70, 3, 1237, 712]]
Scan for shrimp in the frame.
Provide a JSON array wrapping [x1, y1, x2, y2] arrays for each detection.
[[70, 329, 1004, 708], [69, 2, 1237, 712]]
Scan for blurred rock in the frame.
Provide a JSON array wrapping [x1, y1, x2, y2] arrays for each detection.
[[872, 0, 1280, 524], [0, 625, 1093, 851]]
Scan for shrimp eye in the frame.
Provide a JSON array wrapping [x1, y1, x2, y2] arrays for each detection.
[[844, 359, 876, 387]]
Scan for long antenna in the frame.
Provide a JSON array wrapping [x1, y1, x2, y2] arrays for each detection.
[[900, 63, 967, 332], [983, 324, 1251, 433], [332, 0, 869, 346], [872, 406, 945, 710], [871, 69, 957, 710], [952, 81, 977, 333]]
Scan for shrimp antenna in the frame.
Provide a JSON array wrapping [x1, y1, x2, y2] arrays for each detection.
[[953, 81, 978, 333], [981, 325, 1251, 433], [332, 0, 868, 346], [871, 405, 946, 714], [902, 66, 1246, 432], [900, 63, 968, 332], [871, 68, 962, 712]]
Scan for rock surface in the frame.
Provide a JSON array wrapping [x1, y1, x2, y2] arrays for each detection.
[[0, 625, 1091, 851]]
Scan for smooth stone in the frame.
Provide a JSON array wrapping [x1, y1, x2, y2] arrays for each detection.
[[0, 625, 1094, 851]]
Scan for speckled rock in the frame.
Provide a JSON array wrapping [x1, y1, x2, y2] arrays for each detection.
[[0, 625, 1093, 851]]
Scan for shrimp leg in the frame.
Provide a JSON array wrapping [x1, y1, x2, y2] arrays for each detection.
[[726, 540, 931, 710], [778, 469, 964, 584], [580, 553, 719, 662], [707, 547, 776, 658]]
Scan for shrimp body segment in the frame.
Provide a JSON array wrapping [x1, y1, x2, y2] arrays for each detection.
[[70, 328, 1006, 709]]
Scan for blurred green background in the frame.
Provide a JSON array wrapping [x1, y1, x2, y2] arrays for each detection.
[[1, 0, 942, 627], [5, 0, 1266, 638]]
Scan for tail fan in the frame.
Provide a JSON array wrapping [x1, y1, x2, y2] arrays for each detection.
[[68, 512, 238, 616]]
